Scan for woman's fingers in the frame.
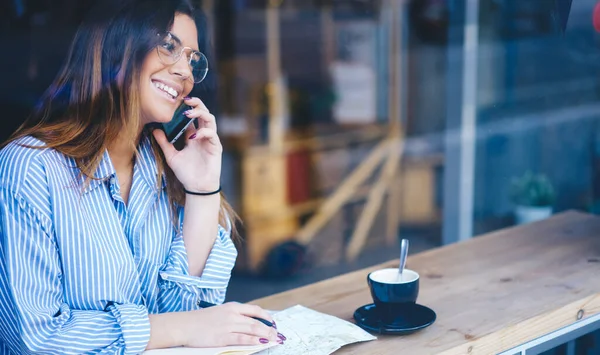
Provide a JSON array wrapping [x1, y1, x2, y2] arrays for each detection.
[[152, 129, 177, 159], [220, 302, 280, 341], [187, 128, 222, 150], [183, 96, 208, 110], [229, 303, 275, 325], [229, 315, 279, 342], [184, 119, 197, 138], [183, 97, 216, 131], [225, 333, 279, 347]]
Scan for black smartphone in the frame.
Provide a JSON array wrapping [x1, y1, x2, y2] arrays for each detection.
[[149, 102, 196, 150], [162, 102, 195, 144]]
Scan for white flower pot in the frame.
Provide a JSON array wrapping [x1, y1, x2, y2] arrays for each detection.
[[515, 205, 553, 225]]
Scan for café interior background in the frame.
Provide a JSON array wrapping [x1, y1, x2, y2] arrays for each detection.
[[2, 0, 600, 302]]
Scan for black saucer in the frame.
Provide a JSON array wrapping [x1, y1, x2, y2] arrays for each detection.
[[353, 303, 436, 335]]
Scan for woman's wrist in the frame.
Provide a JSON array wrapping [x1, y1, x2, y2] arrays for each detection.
[[147, 312, 188, 349], [184, 185, 221, 196], [183, 181, 220, 193], [172, 312, 192, 347]]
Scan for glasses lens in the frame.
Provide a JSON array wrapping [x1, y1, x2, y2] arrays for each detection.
[[157, 34, 179, 65], [190, 52, 209, 84]]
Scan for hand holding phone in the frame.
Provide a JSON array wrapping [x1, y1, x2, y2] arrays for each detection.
[[149, 102, 196, 150], [163, 102, 196, 144], [150, 96, 223, 193]]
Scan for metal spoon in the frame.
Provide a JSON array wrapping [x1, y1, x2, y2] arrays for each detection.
[[398, 238, 409, 281]]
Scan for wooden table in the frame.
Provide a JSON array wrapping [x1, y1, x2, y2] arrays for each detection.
[[249, 211, 600, 354]]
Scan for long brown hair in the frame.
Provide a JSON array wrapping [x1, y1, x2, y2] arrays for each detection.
[[3, 0, 239, 238]]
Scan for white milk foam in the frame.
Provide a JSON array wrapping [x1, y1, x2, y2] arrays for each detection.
[[369, 268, 419, 284]]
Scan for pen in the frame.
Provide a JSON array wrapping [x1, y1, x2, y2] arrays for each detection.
[[198, 300, 275, 328]]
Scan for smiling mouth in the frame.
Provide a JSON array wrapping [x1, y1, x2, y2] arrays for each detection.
[[152, 80, 179, 100]]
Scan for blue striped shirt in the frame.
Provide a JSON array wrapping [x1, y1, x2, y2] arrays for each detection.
[[0, 135, 238, 354]]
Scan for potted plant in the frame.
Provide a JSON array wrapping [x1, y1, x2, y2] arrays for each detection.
[[509, 171, 555, 225]]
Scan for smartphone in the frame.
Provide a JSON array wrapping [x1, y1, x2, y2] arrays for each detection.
[[163, 102, 196, 144], [149, 102, 196, 150]]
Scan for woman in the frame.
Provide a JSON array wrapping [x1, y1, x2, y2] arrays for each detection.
[[0, 0, 283, 353]]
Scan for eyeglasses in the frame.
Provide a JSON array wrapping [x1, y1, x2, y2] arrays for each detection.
[[156, 32, 209, 84]]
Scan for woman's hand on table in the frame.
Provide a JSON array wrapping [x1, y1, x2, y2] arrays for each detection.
[[181, 302, 284, 348]]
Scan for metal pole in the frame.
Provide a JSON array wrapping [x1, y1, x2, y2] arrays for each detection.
[[443, 0, 479, 244], [266, 0, 284, 152]]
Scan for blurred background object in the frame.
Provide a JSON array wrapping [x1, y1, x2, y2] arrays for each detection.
[[2, 1, 600, 319]]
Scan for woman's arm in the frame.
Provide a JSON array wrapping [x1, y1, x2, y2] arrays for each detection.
[[152, 97, 237, 306], [181, 193, 221, 276], [157, 210, 237, 311], [152, 98, 239, 308]]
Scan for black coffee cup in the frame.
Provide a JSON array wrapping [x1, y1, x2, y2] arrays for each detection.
[[367, 268, 419, 318]]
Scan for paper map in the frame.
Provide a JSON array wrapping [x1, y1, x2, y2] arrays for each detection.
[[258, 305, 376, 355], [143, 305, 375, 355]]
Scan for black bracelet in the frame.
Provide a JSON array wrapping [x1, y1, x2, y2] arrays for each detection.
[[184, 185, 222, 196]]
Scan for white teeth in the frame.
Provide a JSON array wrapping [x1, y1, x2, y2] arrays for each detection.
[[153, 81, 178, 99]]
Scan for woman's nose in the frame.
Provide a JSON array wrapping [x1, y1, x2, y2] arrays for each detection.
[[169, 53, 193, 81]]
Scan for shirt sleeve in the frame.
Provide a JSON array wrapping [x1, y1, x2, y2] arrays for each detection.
[[157, 216, 238, 312], [0, 187, 151, 355]]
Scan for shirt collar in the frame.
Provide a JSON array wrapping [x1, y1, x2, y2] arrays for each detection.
[[82, 150, 116, 194], [136, 135, 167, 192]]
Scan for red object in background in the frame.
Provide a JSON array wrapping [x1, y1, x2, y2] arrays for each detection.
[[286, 151, 312, 205], [594, 1, 600, 32]]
